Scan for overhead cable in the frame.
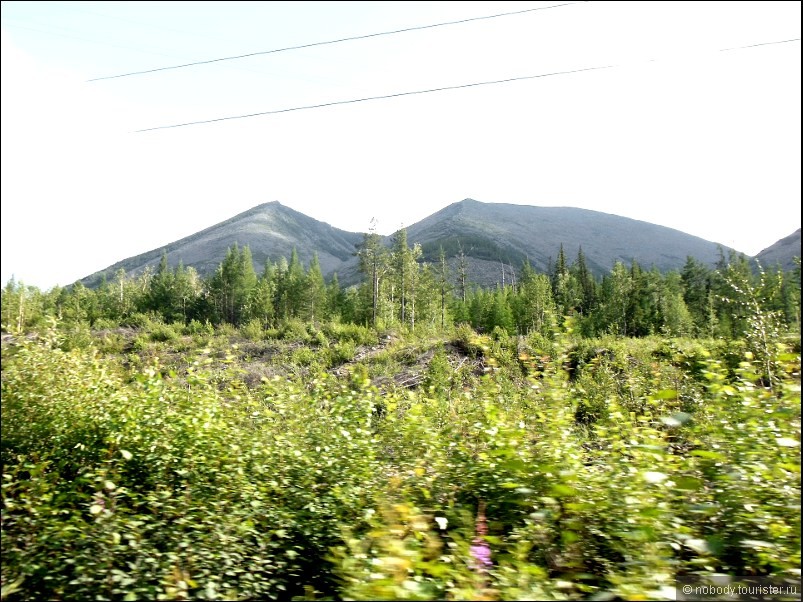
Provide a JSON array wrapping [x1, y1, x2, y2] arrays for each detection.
[[135, 65, 614, 132], [134, 36, 800, 133], [88, 2, 581, 81]]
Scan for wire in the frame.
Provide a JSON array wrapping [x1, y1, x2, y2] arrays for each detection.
[[134, 35, 801, 133], [88, 2, 581, 82], [135, 65, 614, 132], [720, 38, 801, 52]]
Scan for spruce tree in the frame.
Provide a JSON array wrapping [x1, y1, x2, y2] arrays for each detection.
[[305, 253, 326, 324], [357, 219, 387, 327]]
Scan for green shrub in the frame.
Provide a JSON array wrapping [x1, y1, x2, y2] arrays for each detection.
[[279, 319, 310, 342], [120, 312, 157, 329], [2, 319, 799, 601], [183, 319, 214, 336], [94, 331, 127, 355], [322, 322, 378, 346], [289, 345, 317, 366], [147, 322, 179, 343], [240, 318, 265, 341], [423, 347, 453, 396], [57, 321, 93, 351], [214, 322, 238, 337], [331, 340, 356, 364], [91, 317, 120, 330], [312, 329, 329, 348]]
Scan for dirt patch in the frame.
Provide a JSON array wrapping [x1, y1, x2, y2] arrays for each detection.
[[333, 339, 483, 391]]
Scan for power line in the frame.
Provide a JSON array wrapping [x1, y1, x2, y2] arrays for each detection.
[[135, 65, 614, 132], [720, 38, 801, 52], [88, 2, 581, 82], [134, 36, 800, 134]]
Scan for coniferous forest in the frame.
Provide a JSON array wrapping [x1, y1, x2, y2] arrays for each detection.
[[1, 234, 800, 601]]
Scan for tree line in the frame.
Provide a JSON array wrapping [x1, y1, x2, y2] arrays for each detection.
[[2, 231, 800, 340]]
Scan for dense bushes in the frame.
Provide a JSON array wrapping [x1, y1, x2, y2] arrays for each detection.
[[2, 335, 386, 600], [2, 322, 800, 600]]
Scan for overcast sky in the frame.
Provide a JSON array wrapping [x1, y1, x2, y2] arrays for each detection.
[[1, 1, 800, 289]]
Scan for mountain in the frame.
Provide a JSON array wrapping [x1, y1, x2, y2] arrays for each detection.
[[80, 198, 739, 289], [406, 199, 731, 283], [79, 202, 363, 288], [754, 229, 801, 273]]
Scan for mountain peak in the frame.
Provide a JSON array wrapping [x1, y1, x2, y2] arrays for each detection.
[[79, 198, 762, 291], [249, 200, 282, 211], [755, 228, 800, 272]]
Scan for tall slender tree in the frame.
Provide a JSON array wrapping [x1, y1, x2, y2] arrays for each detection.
[[438, 246, 451, 329], [357, 219, 387, 327], [304, 253, 327, 324]]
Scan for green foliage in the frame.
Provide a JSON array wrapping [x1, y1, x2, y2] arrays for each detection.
[[4, 230, 800, 344], [1, 294, 800, 601], [183, 319, 214, 337], [147, 322, 180, 343], [91, 317, 121, 330], [331, 340, 357, 365], [331, 501, 491, 601], [321, 322, 379, 347], [121, 312, 159, 329], [2, 333, 388, 600], [279, 318, 312, 342], [57, 320, 94, 351], [289, 345, 318, 367], [94, 330, 128, 355], [240, 318, 265, 341]]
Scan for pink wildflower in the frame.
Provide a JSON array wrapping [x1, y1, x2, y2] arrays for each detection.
[[470, 501, 492, 571], [470, 538, 493, 569]]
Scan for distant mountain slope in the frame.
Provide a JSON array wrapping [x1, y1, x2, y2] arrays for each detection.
[[406, 199, 732, 280], [754, 229, 801, 273], [80, 202, 363, 288], [80, 198, 741, 289]]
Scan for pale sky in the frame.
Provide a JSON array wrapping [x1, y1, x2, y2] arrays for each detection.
[[1, 1, 800, 290]]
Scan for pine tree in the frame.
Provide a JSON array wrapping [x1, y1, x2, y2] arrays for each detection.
[[286, 248, 305, 317], [438, 247, 451, 330], [515, 261, 556, 335], [681, 256, 712, 335], [486, 289, 514, 334], [357, 219, 387, 327], [305, 253, 327, 324], [173, 262, 200, 323], [457, 242, 469, 303], [208, 244, 258, 325], [551, 244, 579, 317], [238, 246, 258, 322], [571, 247, 597, 316], [252, 262, 276, 327], [145, 252, 177, 320], [391, 228, 411, 325], [273, 256, 290, 322], [659, 271, 694, 336], [326, 273, 344, 322], [1, 277, 27, 333], [713, 250, 754, 337], [598, 261, 631, 336]]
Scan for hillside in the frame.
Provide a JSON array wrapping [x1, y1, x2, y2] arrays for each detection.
[[80, 202, 363, 288], [80, 198, 740, 289], [755, 228, 801, 273], [406, 199, 732, 282]]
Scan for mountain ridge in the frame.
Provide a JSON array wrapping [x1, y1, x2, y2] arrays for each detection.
[[754, 228, 801, 273], [80, 201, 363, 288], [79, 199, 794, 289]]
